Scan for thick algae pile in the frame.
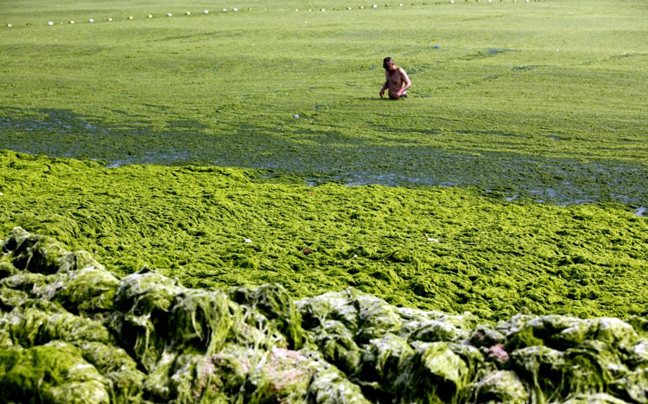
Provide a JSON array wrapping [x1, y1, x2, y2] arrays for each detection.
[[1, 151, 647, 322], [1, 229, 648, 404]]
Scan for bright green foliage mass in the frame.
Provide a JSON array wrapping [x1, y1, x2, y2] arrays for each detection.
[[1, 229, 647, 403], [1, 151, 647, 321]]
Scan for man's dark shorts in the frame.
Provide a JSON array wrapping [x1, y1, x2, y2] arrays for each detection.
[[389, 92, 408, 100]]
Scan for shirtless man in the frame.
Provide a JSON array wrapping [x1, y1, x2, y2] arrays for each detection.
[[379, 57, 411, 100]]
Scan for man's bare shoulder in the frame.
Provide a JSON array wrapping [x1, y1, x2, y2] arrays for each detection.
[[398, 67, 411, 82]]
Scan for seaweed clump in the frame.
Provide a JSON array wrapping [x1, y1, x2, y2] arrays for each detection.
[[1, 228, 647, 403]]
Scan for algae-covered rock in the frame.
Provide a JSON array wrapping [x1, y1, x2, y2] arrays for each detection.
[[311, 319, 362, 376], [3, 305, 111, 347], [0, 287, 29, 311], [352, 291, 403, 343], [627, 339, 648, 368], [144, 344, 315, 404], [503, 315, 641, 353], [228, 302, 282, 349], [1, 271, 61, 297], [3, 227, 97, 275], [2, 229, 648, 404], [591, 318, 640, 349], [230, 284, 306, 349], [469, 325, 506, 353], [0, 261, 18, 279], [471, 370, 529, 404], [298, 288, 403, 344], [511, 345, 567, 401], [37, 310, 112, 345], [609, 369, 648, 404], [167, 289, 232, 355], [308, 360, 373, 404], [555, 392, 633, 404], [355, 334, 414, 401], [0, 341, 110, 404], [113, 267, 185, 314], [504, 314, 591, 351], [297, 290, 360, 332], [447, 342, 485, 378], [79, 341, 146, 403], [395, 341, 470, 403], [55, 266, 120, 314], [628, 316, 648, 338], [406, 319, 470, 343], [109, 267, 185, 371], [510, 342, 630, 402]]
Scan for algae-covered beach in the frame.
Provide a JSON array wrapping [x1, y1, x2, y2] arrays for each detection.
[[1, 151, 647, 322], [1, 0, 647, 402], [1, 229, 647, 403]]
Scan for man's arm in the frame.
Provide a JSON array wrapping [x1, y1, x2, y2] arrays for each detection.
[[395, 68, 411, 96], [379, 79, 388, 98]]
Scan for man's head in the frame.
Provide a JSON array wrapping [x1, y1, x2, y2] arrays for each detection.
[[383, 57, 396, 72]]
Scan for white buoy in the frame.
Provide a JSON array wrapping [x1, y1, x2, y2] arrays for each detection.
[[233, 8, 238, 11], [321, 8, 325, 11], [128, 16, 133, 19], [347, 6, 352, 9], [222, 8, 227, 12], [107, 17, 113, 21], [7, 24, 12, 27], [204, 10, 209, 14], [148, 14, 153, 18], [88, 18, 94, 22], [185, 11, 191, 15], [167, 13, 172, 17], [372, 4, 378, 8], [48, 21, 54, 25], [69, 20, 74, 24]]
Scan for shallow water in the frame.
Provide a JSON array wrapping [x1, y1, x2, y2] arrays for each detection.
[[2, 108, 648, 207]]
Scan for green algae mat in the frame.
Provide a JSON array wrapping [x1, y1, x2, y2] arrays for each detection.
[[1, 228, 647, 403], [1, 0, 648, 204], [1, 151, 647, 322], [1, 0, 648, 400]]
